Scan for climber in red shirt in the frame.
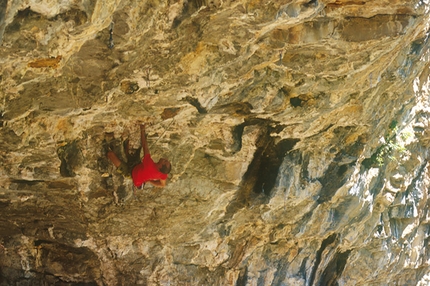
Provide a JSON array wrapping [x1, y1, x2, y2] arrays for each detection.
[[107, 124, 171, 188]]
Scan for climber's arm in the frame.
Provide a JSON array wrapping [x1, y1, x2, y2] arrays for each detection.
[[140, 124, 150, 156], [147, 179, 166, 188]]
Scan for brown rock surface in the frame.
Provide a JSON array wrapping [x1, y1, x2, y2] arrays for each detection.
[[1, 0, 430, 285]]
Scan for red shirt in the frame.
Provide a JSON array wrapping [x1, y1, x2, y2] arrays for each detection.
[[131, 154, 168, 187]]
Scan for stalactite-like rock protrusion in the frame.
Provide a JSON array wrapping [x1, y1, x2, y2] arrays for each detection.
[[1, 0, 430, 285]]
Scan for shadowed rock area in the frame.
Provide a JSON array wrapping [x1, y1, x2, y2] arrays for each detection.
[[1, 0, 430, 285]]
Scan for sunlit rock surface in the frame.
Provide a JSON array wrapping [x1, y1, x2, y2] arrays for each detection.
[[1, 0, 430, 285]]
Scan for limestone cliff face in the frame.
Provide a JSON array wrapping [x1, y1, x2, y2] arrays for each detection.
[[1, 0, 430, 285]]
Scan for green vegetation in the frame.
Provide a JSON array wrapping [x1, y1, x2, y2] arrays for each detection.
[[363, 120, 408, 168]]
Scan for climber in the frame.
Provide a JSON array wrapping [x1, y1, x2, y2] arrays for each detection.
[[106, 124, 171, 188]]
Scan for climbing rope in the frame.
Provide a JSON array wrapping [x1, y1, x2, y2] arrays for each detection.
[[149, 118, 175, 149]]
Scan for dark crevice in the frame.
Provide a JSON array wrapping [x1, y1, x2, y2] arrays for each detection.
[[299, 256, 309, 280], [235, 266, 248, 286], [171, 0, 190, 29], [171, 0, 211, 29], [190, 0, 207, 9], [222, 118, 299, 220], [409, 36, 429, 56], [10, 179, 45, 185], [231, 124, 245, 152], [300, 152, 311, 181], [304, 0, 319, 8], [272, 257, 290, 285], [402, 160, 428, 198], [290, 97, 302, 107], [317, 153, 355, 204], [230, 118, 264, 153], [57, 141, 83, 177], [256, 272, 266, 286], [251, 138, 300, 196], [308, 233, 337, 286], [318, 249, 351, 286], [34, 239, 55, 247], [183, 96, 207, 114], [238, 119, 299, 198]]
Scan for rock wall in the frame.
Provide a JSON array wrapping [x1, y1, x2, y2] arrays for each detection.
[[1, 0, 430, 285]]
